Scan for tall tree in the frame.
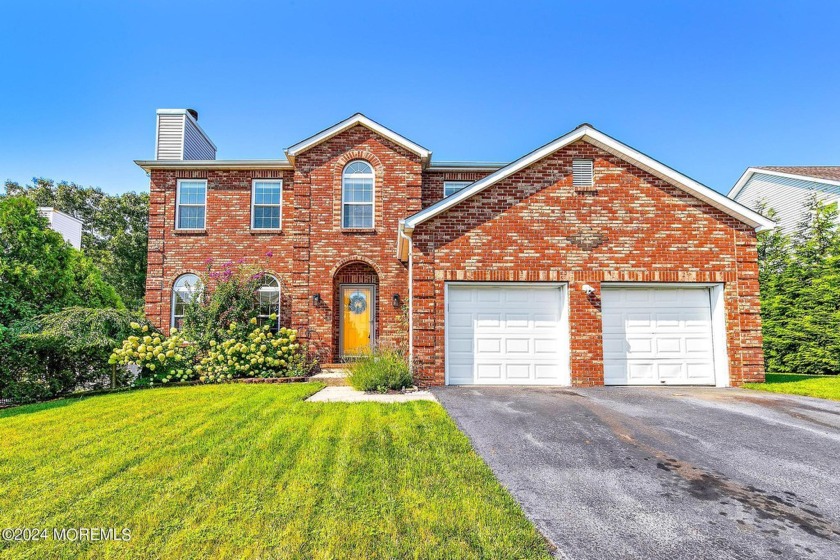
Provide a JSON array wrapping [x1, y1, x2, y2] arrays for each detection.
[[757, 196, 840, 375], [3, 178, 148, 309], [0, 197, 122, 328]]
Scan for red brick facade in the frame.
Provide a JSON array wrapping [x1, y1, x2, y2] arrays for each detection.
[[145, 125, 493, 364], [144, 120, 765, 387], [409, 140, 764, 387]]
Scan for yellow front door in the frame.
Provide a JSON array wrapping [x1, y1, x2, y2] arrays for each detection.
[[341, 286, 374, 357]]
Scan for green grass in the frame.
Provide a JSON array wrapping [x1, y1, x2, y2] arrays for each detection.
[[744, 373, 840, 401], [0, 384, 550, 559]]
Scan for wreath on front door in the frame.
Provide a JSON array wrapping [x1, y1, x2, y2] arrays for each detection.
[[348, 292, 367, 314]]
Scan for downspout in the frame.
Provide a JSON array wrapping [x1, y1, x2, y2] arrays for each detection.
[[398, 220, 415, 369]]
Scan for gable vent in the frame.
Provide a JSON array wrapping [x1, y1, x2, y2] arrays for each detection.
[[573, 159, 594, 187]]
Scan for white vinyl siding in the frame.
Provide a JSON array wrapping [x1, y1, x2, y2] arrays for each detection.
[[342, 161, 374, 229], [733, 172, 840, 235], [444, 181, 472, 197], [183, 117, 216, 160], [38, 207, 83, 249], [155, 110, 216, 161], [446, 284, 570, 385], [572, 159, 594, 187], [176, 180, 207, 230], [156, 113, 185, 160], [251, 180, 282, 230]]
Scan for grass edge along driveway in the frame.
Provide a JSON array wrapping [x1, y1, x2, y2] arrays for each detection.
[[744, 373, 840, 401], [0, 383, 551, 560]]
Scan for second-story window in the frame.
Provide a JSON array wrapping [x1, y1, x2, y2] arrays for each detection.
[[444, 181, 472, 197], [252, 180, 282, 230], [176, 179, 207, 230], [342, 161, 374, 229]]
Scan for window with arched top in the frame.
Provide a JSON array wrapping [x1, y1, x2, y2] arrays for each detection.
[[342, 160, 374, 228], [171, 274, 203, 328], [256, 274, 281, 328]]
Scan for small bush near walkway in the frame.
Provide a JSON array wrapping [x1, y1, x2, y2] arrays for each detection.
[[348, 348, 413, 392]]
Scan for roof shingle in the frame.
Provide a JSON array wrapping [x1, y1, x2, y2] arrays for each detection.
[[757, 166, 840, 182]]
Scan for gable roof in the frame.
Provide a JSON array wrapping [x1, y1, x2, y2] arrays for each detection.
[[285, 113, 431, 165], [401, 124, 775, 238], [729, 166, 840, 198]]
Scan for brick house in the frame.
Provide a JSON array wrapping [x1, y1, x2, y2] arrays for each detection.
[[137, 110, 773, 387]]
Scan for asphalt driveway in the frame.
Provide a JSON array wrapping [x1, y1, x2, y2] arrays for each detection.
[[433, 386, 840, 559]]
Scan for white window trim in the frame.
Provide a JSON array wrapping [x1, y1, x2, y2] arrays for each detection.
[[443, 181, 472, 197], [171, 273, 202, 328], [342, 160, 375, 229], [175, 179, 208, 231], [256, 274, 281, 323], [251, 179, 283, 230]]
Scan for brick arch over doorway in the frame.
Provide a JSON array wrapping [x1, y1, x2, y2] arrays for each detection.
[[333, 261, 380, 361]]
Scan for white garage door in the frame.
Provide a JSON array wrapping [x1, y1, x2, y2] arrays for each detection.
[[446, 284, 569, 385], [602, 287, 717, 386]]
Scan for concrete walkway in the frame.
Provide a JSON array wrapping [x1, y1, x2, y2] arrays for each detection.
[[305, 385, 437, 403]]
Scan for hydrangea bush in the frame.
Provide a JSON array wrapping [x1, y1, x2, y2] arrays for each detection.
[[195, 317, 305, 383], [112, 316, 313, 386], [110, 322, 195, 384]]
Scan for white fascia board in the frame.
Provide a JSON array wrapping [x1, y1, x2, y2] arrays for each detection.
[[285, 113, 431, 163], [729, 167, 840, 198], [135, 160, 292, 172], [727, 167, 758, 198], [156, 108, 217, 151], [403, 125, 776, 232]]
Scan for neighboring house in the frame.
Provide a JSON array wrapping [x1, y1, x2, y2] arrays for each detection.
[[38, 207, 83, 249], [729, 167, 840, 234], [137, 109, 773, 388]]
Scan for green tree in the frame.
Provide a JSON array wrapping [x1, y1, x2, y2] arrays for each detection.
[[758, 196, 840, 375], [3, 178, 149, 309], [0, 197, 122, 328]]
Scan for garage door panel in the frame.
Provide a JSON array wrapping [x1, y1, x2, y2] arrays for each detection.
[[476, 337, 501, 353], [628, 362, 656, 381], [505, 314, 530, 328], [448, 312, 472, 328], [476, 363, 501, 379], [686, 362, 715, 379], [655, 337, 682, 355], [478, 290, 501, 303], [476, 314, 501, 327], [505, 338, 530, 353], [448, 338, 473, 353], [602, 287, 716, 386], [534, 364, 560, 379], [506, 364, 531, 379], [534, 337, 559, 354], [505, 290, 530, 303], [447, 285, 568, 385]]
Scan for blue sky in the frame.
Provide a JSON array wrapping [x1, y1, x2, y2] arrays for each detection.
[[1, 1, 839, 195]]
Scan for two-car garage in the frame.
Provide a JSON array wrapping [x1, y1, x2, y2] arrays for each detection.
[[445, 283, 728, 387]]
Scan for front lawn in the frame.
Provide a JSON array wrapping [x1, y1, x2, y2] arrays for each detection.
[[0, 384, 550, 559], [743, 373, 840, 401]]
